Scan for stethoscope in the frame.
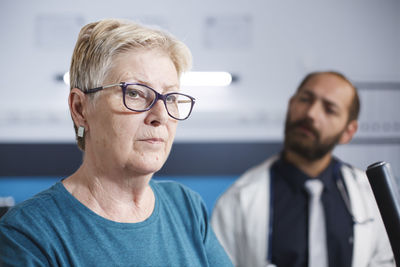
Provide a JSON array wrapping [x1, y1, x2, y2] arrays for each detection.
[[335, 171, 375, 225], [265, 159, 374, 265]]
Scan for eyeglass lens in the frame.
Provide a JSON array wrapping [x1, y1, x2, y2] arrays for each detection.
[[123, 84, 193, 120]]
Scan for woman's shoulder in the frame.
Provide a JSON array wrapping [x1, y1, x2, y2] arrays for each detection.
[[151, 179, 201, 199], [150, 179, 205, 213], [0, 182, 64, 226]]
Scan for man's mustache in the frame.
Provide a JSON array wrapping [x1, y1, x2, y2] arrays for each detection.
[[286, 119, 320, 140]]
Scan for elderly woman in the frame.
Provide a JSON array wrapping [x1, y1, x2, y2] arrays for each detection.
[[0, 19, 232, 267]]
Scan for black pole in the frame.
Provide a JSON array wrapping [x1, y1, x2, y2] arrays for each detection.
[[366, 161, 400, 266]]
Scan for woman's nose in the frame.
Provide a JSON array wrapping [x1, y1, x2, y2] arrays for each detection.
[[145, 99, 169, 126]]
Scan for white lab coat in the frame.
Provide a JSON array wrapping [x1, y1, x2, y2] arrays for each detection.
[[211, 156, 395, 267]]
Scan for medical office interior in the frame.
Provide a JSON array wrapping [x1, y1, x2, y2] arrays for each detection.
[[0, 0, 399, 217]]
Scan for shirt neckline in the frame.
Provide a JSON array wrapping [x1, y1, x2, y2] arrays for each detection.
[[275, 154, 338, 193], [54, 180, 160, 229]]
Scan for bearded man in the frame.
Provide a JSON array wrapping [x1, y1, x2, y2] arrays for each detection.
[[211, 71, 394, 267]]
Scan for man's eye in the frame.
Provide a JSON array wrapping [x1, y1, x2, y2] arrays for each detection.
[[325, 107, 337, 115], [298, 96, 311, 102]]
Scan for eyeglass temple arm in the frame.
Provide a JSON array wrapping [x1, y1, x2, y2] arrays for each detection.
[[85, 83, 122, 94], [177, 100, 193, 104]]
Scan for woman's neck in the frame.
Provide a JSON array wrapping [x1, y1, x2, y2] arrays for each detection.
[[62, 163, 155, 223]]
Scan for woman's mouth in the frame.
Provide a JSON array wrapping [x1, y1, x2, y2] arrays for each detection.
[[140, 138, 165, 144]]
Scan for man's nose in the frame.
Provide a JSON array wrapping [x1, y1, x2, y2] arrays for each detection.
[[305, 101, 321, 121]]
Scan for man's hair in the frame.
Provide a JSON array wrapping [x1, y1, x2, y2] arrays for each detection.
[[69, 18, 192, 150], [296, 71, 360, 122]]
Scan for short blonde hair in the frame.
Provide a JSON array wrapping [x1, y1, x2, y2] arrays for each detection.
[[69, 18, 192, 150]]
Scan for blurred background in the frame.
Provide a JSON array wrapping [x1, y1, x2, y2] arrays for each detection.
[[1, 0, 399, 214]]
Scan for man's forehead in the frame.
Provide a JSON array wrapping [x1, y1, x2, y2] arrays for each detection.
[[298, 74, 354, 108]]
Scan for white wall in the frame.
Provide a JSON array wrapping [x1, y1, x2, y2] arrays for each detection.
[[0, 0, 399, 142]]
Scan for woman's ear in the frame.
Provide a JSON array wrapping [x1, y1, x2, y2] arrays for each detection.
[[69, 88, 88, 129], [339, 120, 358, 145]]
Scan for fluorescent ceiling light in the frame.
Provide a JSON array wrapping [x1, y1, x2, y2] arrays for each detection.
[[180, 71, 232, 87], [63, 71, 233, 87], [63, 72, 70, 85]]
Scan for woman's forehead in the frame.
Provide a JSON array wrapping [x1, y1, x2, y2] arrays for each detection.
[[105, 51, 179, 91]]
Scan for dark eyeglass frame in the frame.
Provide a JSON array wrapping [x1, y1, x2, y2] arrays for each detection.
[[84, 82, 196, 120]]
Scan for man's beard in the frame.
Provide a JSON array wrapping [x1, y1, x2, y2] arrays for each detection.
[[283, 116, 344, 161]]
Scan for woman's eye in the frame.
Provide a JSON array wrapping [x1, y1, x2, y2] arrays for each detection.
[[166, 94, 177, 103], [126, 90, 140, 98]]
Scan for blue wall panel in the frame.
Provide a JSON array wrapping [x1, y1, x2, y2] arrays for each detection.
[[0, 176, 237, 215]]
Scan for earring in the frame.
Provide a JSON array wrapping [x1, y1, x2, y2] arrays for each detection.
[[77, 126, 85, 138]]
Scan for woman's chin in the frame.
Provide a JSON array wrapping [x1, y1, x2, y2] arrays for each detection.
[[125, 157, 166, 176]]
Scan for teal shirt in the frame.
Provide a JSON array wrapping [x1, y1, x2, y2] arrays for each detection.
[[0, 180, 232, 267]]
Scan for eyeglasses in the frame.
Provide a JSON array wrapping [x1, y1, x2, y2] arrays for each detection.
[[85, 82, 196, 120]]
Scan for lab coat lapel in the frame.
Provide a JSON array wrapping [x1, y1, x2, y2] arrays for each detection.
[[341, 166, 373, 267], [239, 157, 276, 267]]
